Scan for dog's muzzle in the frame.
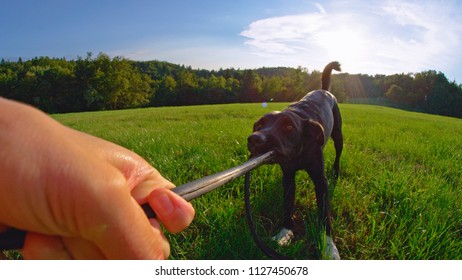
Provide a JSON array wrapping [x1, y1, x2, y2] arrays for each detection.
[[247, 133, 272, 157], [247, 133, 266, 152], [247, 133, 281, 163]]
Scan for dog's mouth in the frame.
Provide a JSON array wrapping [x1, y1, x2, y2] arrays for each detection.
[[247, 133, 287, 164], [248, 145, 286, 164], [249, 150, 275, 162]]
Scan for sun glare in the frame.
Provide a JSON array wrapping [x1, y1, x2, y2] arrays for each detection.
[[316, 27, 368, 73]]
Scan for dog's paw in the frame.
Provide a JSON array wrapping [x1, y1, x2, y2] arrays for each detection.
[[325, 236, 340, 260], [272, 228, 294, 246]]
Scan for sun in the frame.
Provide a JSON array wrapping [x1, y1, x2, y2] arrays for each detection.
[[316, 27, 369, 73]]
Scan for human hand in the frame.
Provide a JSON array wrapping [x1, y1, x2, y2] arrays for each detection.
[[0, 98, 195, 259]]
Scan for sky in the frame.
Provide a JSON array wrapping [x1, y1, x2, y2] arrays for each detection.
[[2, 0, 462, 83]]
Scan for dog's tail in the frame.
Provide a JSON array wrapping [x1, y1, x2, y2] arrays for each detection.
[[321, 61, 341, 91]]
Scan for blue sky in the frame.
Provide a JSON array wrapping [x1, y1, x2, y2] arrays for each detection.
[[2, 0, 462, 82]]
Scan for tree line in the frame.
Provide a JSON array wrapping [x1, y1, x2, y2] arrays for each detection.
[[1, 53, 461, 118]]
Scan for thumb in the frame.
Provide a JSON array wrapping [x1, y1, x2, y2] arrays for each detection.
[[149, 188, 195, 233]]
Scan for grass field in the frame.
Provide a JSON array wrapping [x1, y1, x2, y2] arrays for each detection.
[[5, 103, 462, 259]]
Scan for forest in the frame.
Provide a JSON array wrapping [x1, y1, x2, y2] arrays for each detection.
[[1, 52, 461, 118]]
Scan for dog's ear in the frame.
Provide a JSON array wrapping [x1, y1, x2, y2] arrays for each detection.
[[305, 120, 325, 146]]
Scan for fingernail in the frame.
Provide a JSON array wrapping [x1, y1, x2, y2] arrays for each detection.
[[152, 192, 174, 217]]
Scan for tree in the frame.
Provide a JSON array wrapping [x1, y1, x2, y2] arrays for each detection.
[[84, 54, 153, 110], [426, 72, 454, 116], [262, 76, 285, 102], [330, 77, 346, 102], [239, 70, 262, 102], [152, 75, 177, 106], [414, 71, 436, 108], [201, 74, 227, 104], [385, 84, 404, 102]]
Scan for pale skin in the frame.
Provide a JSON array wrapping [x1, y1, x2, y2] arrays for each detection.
[[0, 97, 195, 259]]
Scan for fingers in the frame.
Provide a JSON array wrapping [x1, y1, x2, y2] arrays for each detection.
[[61, 237, 106, 259], [21, 233, 108, 259], [149, 188, 195, 234], [130, 168, 175, 204], [21, 200, 172, 260], [53, 135, 179, 259], [77, 178, 171, 260], [22, 233, 71, 260]]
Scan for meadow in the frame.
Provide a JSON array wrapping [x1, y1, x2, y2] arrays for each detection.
[[5, 103, 461, 259]]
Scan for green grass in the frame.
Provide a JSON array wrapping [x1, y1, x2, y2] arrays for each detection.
[[4, 103, 462, 259]]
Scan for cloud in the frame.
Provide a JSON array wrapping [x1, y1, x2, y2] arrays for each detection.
[[240, 0, 462, 77], [240, 6, 328, 56]]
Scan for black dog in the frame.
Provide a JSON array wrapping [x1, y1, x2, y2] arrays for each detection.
[[247, 61, 343, 259]]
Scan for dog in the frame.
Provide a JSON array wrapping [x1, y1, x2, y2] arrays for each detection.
[[247, 61, 343, 259]]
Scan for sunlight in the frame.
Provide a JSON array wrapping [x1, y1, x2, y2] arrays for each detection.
[[315, 27, 369, 73]]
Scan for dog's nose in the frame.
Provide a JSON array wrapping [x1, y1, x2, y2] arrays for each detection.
[[247, 133, 267, 148]]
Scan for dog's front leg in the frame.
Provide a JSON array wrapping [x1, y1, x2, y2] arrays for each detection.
[[282, 166, 296, 230], [310, 172, 332, 235], [272, 166, 296, 246]]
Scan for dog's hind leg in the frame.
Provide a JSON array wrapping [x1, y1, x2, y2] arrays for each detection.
[[331, 103, 343, 178]]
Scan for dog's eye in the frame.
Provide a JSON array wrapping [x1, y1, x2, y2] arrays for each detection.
[[254, 123, 263, 130], [285, 124, 294, 131]]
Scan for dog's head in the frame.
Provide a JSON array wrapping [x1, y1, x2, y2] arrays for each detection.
[[247, 110, 325, 163]]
